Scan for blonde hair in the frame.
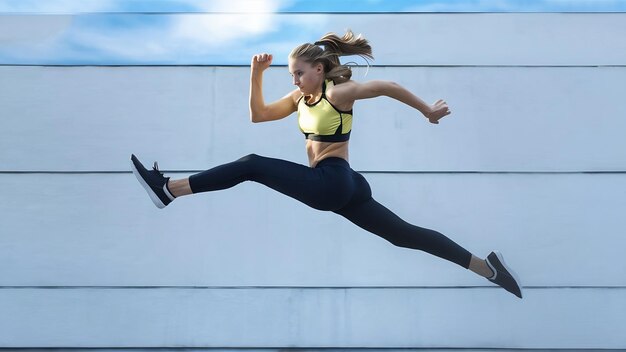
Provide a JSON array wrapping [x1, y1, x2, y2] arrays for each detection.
[[289, 30, 373, 84]]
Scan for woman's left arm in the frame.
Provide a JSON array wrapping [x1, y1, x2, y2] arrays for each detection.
[[329, 80, 450, 124]]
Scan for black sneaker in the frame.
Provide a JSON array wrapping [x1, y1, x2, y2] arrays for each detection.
[[130, 154, 175, 209], [486, 251, 523, 299]]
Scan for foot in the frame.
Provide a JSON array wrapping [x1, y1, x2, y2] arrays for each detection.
[[130, 154, 175, 209], [486, 251, 523, 299]]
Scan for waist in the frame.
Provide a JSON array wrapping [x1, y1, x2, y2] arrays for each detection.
[[303, 131, 351, 142], [314, 157, 350, 169]]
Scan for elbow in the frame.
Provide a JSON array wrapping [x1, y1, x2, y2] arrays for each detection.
[[249, 111, 264, 123], [384, 81, 400, 94], [378, 81, 403, 99]]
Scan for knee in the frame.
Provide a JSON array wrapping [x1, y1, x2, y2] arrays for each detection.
[[237, 153, 260, 163], [388, 227, 440, 250], [235, 153, 264, 178], [385, 223, 425, 249], [386, 235, 412, 249], [236, 153, 264, 168]]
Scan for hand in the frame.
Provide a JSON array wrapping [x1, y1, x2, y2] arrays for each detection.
[[424, 99, 451, 124], [251, 53, 273, 73]]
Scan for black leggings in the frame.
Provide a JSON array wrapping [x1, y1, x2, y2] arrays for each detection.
[[188, 154, 472, 268]]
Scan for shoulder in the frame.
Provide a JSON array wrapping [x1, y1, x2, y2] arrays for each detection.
[[325, 79, 358, 100], [286, 87, 304, 105], [327, 79, 358, 93], [325, 80, 358, 111]]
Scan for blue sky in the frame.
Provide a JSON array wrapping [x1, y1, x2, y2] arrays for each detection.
[[0, 0, 625, 65]]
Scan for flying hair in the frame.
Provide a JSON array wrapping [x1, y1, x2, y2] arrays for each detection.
[[289, 30, 373, 84]]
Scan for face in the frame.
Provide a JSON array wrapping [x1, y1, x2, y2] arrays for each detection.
[[288, 57, 324, 95]]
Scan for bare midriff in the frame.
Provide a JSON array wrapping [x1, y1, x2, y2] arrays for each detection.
[[306, 140, 349, 168]]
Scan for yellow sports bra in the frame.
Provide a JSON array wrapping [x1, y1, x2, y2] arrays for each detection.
[[297, 79, 352, 142]]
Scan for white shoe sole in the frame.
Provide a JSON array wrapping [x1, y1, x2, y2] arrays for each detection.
[[492, 250, 523, 297], [131, 159, 166, 209]]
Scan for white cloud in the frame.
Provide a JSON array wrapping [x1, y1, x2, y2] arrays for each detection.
[[171, 14, 278, 47], [178, 0, 291, 13], [66, 24, 172, 61], [170, 0, 291, 47], [0, 0, 342, 64], [69, 1, 306, 62], [0, 0, 305, 63], [67, 0, 325, 63]]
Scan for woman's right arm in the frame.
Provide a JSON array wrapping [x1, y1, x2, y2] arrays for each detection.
[[249, 53, 298, 123]]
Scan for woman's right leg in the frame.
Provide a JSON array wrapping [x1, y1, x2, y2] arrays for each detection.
[[175, 154, 353, 211]]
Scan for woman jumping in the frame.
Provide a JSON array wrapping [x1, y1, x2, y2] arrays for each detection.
[[130, 30, 522, 298]]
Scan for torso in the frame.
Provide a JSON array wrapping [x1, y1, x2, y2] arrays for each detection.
[[299, 81, 353, 168], [306, 140, 349, 168]]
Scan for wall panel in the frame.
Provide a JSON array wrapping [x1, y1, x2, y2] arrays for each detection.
[[1, 173, 623, 287], [0, 287, 624, 349], [1, 66, 625, 172]]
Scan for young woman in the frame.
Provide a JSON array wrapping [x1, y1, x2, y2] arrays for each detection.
[[131, 30, 522, 298]]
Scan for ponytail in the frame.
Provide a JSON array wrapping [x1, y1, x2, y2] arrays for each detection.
[[289, 30, 373, 84]]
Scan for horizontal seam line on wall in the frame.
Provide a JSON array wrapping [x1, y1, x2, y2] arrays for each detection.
[[0, 348, 613, 351], [0, 349, 616, 351], [1, 64, 626, 68], [1, 11, 624, 14], [1, 286, 624, 290], [1, 171, 625, 175]]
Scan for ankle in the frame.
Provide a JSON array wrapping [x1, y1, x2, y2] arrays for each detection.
[[165, 180, 177, 199], [484, 259, 495, 279], [168, 178, 192, 197], [469, 255, 494, 278]]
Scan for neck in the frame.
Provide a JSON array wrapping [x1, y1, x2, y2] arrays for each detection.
[[306, 80, 325, 102]]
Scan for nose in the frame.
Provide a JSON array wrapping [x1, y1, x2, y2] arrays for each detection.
[[293, 77, 300, 86]]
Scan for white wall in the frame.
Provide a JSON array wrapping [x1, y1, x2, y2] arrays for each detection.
[[1, 13, 625, 349]]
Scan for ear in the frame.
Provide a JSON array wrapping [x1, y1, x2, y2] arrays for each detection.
[[315, 62, 324, 73]]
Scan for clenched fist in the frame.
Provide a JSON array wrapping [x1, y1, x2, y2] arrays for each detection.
[[251, 53, 273, 72]]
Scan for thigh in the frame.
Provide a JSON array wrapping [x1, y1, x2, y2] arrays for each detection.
[[334, 197, 407, 236], [243, 154, 321, 182], [244, 154, 353, 211]]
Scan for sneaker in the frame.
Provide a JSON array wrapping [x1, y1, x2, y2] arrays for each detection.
[[486, 251, 523, 299], [130, 154, 175, 209]]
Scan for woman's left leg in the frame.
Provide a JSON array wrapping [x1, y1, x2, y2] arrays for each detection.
[[335, 195, 526, 296], [335, 196, 474, 269], [333, 171, 492, 276]]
